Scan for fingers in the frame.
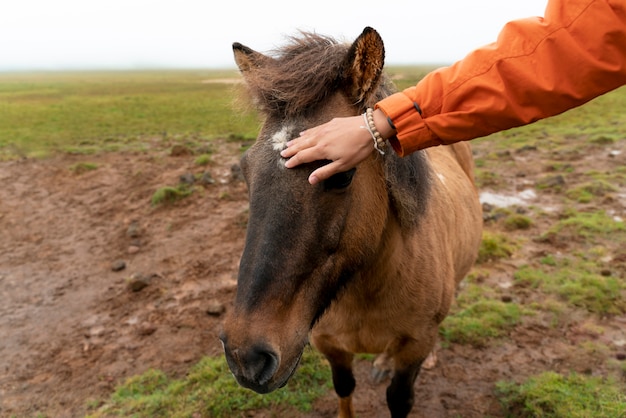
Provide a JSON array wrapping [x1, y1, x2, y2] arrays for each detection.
[[308, 161, 346, 185], [279, 116, 367, 184], [280, 132, 309, 159], [281, 130, 327, 168], [283, 146, 323, 168]]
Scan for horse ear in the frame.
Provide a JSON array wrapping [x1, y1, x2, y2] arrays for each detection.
[[232, 42, 268, 74], [343, 27, 385, 105]]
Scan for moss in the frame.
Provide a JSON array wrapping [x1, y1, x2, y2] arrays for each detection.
[[477, 231, 519, 263], [497, 372, 626, 418], [441, 299, 523, 347], [68, 162, 98, 174], [541, 209, 626, 242], [151, 184, 193, 206], [504, 214, 533, 230], [88, 347, 332, 418], [514, 259, 626, 315], [566, 180, 617, 203]]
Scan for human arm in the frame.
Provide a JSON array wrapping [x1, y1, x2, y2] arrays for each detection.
[[380, 0, 626, 156], [282, 0, 626, 184]]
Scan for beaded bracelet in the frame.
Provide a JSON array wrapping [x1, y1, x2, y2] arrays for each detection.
[[362, 107, 386, 155]]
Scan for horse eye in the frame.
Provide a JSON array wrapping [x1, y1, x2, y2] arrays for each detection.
[[323, 168, 356, 191]]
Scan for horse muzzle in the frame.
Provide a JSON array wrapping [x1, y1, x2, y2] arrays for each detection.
[[220, 334, 302, 394]]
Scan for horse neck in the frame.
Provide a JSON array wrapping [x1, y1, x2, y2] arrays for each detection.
[[354, 151, 432, 284]]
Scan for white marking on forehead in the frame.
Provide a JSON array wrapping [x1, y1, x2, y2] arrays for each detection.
[[271, 125, 295, 152], [437, 172, 446, 184], [271, 124, 296, 170]]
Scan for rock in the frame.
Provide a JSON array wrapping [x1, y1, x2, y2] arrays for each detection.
[[206, 300, 226, 316], [616, 353, 626, 361], [111, 260, 126, 272], [179, 172, 196, 185], [200, 171, 215, 185], [127, 273, 150, 292], [89, 325, 106, 337], [126, 220, 141, 238], [231, 163, 244, 182], [137, 322, 157, 336], [482, 203, 495, 213], [536, 174, 565, 190], [496, 150, 511, 158], [170, 144, 192, 156], [128, 245, 140, 254]]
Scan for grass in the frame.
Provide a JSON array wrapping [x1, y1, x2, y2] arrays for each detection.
[[441, 282, 529, 347], [87, 346, 332, 418], [151, 184, 194, 206], [68, 161, 98, 174], [476, 230, 520, 263], [194, 153, 212, 166], [540, 209, 626, 242], [496, 371, 626, 418], [504, 213, 533, 230], [475, 168, 503, 188], [0, 70, 260, 159], [474, 85, 626, 152], [565, 180, 617, 203], [513, 257, 626, 315], [441, 298, 525, 347]]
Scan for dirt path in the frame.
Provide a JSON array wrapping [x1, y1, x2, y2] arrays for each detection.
[[1, 138, 625, 417], [0, 141, 248, 417]]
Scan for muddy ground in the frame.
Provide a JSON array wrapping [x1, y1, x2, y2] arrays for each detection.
[[1, 137, 625, 418]]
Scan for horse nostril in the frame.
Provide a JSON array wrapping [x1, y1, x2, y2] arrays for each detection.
[[242, 345, 279, 386]]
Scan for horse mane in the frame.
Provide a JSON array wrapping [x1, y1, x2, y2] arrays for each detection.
[[242, 30, 431, 228], [239, 32, 346, 117], [241, 31, 397, 116], [383, 151, 431, 229]]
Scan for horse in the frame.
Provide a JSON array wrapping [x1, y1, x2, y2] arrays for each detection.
[[220, 27, 483, 418]]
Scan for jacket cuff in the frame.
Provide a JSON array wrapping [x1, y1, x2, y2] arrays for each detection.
[[376, 92, 441, 156]]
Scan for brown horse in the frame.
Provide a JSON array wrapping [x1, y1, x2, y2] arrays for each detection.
[[220, 27, 483, 418]]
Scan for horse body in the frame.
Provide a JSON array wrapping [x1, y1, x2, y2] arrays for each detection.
[[221, 27, 483, 417], [314, 143, 482, 351]]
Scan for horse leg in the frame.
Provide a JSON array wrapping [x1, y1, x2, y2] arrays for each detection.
[[312, 336, 356, 418], [386, 359, 423, 418], [383, 333, 437, 418], [372, 352, 393, 383]]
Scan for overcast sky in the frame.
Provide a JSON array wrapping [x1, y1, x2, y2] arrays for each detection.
[[0, 1, 548, 71]]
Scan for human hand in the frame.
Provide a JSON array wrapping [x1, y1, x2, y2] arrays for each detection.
[[280, 115, 375, 185]]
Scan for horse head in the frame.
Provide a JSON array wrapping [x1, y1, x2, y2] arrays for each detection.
[[220, 27, 393, 393]]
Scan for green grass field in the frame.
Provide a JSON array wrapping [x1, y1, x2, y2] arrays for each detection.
[[2, 67, 625, 159], [0, 70, 259, 159]]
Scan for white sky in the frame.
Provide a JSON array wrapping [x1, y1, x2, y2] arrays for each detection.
[[0, 0, 548, 71]]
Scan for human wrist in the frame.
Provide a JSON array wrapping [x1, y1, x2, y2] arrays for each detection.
[[372, 108, 396, 140], [363, 108, 386, 154]]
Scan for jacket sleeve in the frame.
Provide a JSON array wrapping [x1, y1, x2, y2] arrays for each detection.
[[376, 0, 626, 156]]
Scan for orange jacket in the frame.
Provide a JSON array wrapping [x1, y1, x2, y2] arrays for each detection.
[[376, 0, 626, 156]]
